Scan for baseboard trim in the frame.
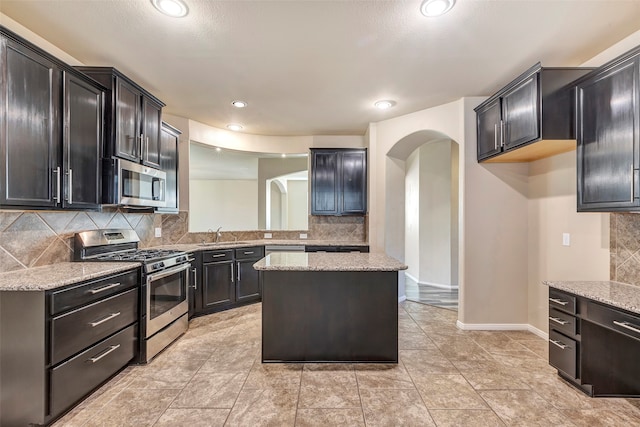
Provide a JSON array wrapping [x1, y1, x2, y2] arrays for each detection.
[[456, 320, 549, 339], [398, 295, 407, 303], [404, 273, 459, 290]]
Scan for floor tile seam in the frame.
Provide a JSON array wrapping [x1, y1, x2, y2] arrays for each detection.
[[395, 356, 438, 426], [473, 390, 512, 426], [292, 358, 304, 427], [150, 388, 184, 427], [224, 358, 257, 426]]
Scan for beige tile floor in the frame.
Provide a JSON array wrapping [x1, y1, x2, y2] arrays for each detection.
[[53, 301, 640, 426]]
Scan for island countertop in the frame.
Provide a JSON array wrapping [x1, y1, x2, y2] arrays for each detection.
[[253, 252, 408, 272], [543, 280, 640, 315]]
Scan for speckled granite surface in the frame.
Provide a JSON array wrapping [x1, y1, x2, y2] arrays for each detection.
[[543, 280, 640, 314], [0, 262, 140, 292], [156, 239, 369, 253], [254, 252, 407, 272]]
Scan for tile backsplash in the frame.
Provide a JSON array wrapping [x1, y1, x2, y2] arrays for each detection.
[[610, 213, 640, 285], [0, 210, 367, 273]]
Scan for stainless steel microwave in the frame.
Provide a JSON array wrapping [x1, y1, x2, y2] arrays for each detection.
[[103, 158, 167, 208]]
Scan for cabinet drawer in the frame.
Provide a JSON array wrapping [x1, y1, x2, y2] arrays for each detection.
[[586, 301, 640, 342], [549, 307, 577, 337], [203, 249, 233, 263], [549, 329, 578, 379], [50, 324, 136, 418], [50, 269, 139, 315], [51, 288, 138, 365], [235, 246, 265, 260], [549, 289, 576, 314]]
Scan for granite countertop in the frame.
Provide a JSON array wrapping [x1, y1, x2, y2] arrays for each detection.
[[253, 252, 408, 272], [544, 280, 640, 315], [0, 262, 140, 292], [156, 239, 369, 253]]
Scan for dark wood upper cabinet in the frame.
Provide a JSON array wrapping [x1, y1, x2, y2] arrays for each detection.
[[155, 122, 181, 214], [62, 72, 104, 209], [310, 148, 367, 216], [0, 28, 104, 210], [576, 46, 640, 212], [75, 67, 165, 167], [475, 63, 593, 163]]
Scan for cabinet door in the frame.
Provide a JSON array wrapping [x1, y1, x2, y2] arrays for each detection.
[[0, 37, 61, 207], [115, 78, 141, 162], [142, 97, 162, 168], [202, 261, 235, 309], [577, 57, 640, 211], [311, 150, 339, 215], [476, 99, 502, 161], [502, 73, 540, 150], [236, 259, 261, 302], [62, 72, 103, 209], [156, 124, 178, 212], [340, 150, 367, 214]]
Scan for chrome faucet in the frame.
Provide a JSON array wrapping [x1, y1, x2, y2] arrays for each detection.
[[215, 226, 222, 243]]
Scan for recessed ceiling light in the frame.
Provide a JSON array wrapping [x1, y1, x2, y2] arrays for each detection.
[[226, 124, 243, 132], [420, 0, 455, 17], [231, 100, 248, 108], [281, 154, 287, 158], [151, 0, 188, 17], [215, 147, 222, 152], [374, 100, 395, 110]]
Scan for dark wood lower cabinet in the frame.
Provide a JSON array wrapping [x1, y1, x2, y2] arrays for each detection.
[[202, 260, 235, 309], [236, 258, 261, 302]]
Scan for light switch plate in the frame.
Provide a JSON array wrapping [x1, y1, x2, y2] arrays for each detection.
[[264, 233, 273, 239], [299, 233, 308, 239], [155, 227, 162, 238], [562, 232, 570, 246]]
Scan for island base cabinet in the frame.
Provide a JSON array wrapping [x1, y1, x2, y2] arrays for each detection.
[[262, 270, 398, 363]]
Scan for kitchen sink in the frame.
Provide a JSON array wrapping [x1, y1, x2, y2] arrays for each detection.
[[199, 241, 249, 247]]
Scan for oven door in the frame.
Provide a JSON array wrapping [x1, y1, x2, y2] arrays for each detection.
[[146, 263, 190, 338]]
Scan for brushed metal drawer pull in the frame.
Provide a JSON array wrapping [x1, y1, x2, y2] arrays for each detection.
[[88, 282, 121, 295], [243, 251, 254, 255], [494, 123, 498, 150], [88, 344, 121, 363], [549, 298, 569, 306], [613, 320, 640, 334], [89, 312, 121, 327], [549, 339, 568, 350], [212, 254, 226, 258], [549, 316, 569, 325]]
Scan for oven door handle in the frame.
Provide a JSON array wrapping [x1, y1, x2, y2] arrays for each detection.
[[146, 262, 191, 282]]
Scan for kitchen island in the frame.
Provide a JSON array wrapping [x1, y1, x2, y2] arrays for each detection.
[[254, 252, 407, 363]]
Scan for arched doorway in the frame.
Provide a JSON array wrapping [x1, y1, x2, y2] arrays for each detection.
[[386, 130, 460, 310]]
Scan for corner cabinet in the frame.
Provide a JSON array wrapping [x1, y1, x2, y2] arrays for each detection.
[[576, 46, 640, 212], [476, 63, 592, 163], [74, 67, 165, 169], [155, 122, 181, 214], [310, 148, 367, 215], [0, 28, 104, 210]]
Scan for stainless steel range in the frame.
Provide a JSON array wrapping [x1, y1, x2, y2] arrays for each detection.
[[74, 229, 190, 362]]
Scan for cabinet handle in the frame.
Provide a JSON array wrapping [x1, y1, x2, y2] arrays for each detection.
[[549, 339, 568, 350], [237, 262, 241, 281], [67, 169, 73, 205], [139, 134, 144, 159], [500, 120, 505, 147], [89, 312, 121, 327], [88, 344, 121, 363], [88, 282, 121, 294], [212, 253, 226, 258], [549, 297, 568, 306], [243, 251, 254, 255], [190, 268, 198, 290], [631, 164, 635, 202], [230, 263, 234, 283], [613, 320, 640, 334], [494, 123, 498, 150], [549, 316, 569, 325], [53, 167, 61, 202]]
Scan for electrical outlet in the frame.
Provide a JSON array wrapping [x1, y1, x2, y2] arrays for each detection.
[[299, 233, 308, 239], [264, 233, 273, 239], [155, 227, 162, 238], [562, 232, 570, 246]]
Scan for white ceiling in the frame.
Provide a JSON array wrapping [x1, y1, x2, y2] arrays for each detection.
[[2, 0, 640, 136]]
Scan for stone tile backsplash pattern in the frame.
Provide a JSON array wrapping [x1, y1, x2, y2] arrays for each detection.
[[0, 210, 367, 273], [610, 213, 640, 286]]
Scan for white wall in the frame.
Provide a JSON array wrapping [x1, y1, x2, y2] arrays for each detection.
[[190, 180, 258, 231], [287, 180, 308, 230], [258, 157, 308, 229], [405, 149, 420, 279], [269, 182, 283, 230]]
